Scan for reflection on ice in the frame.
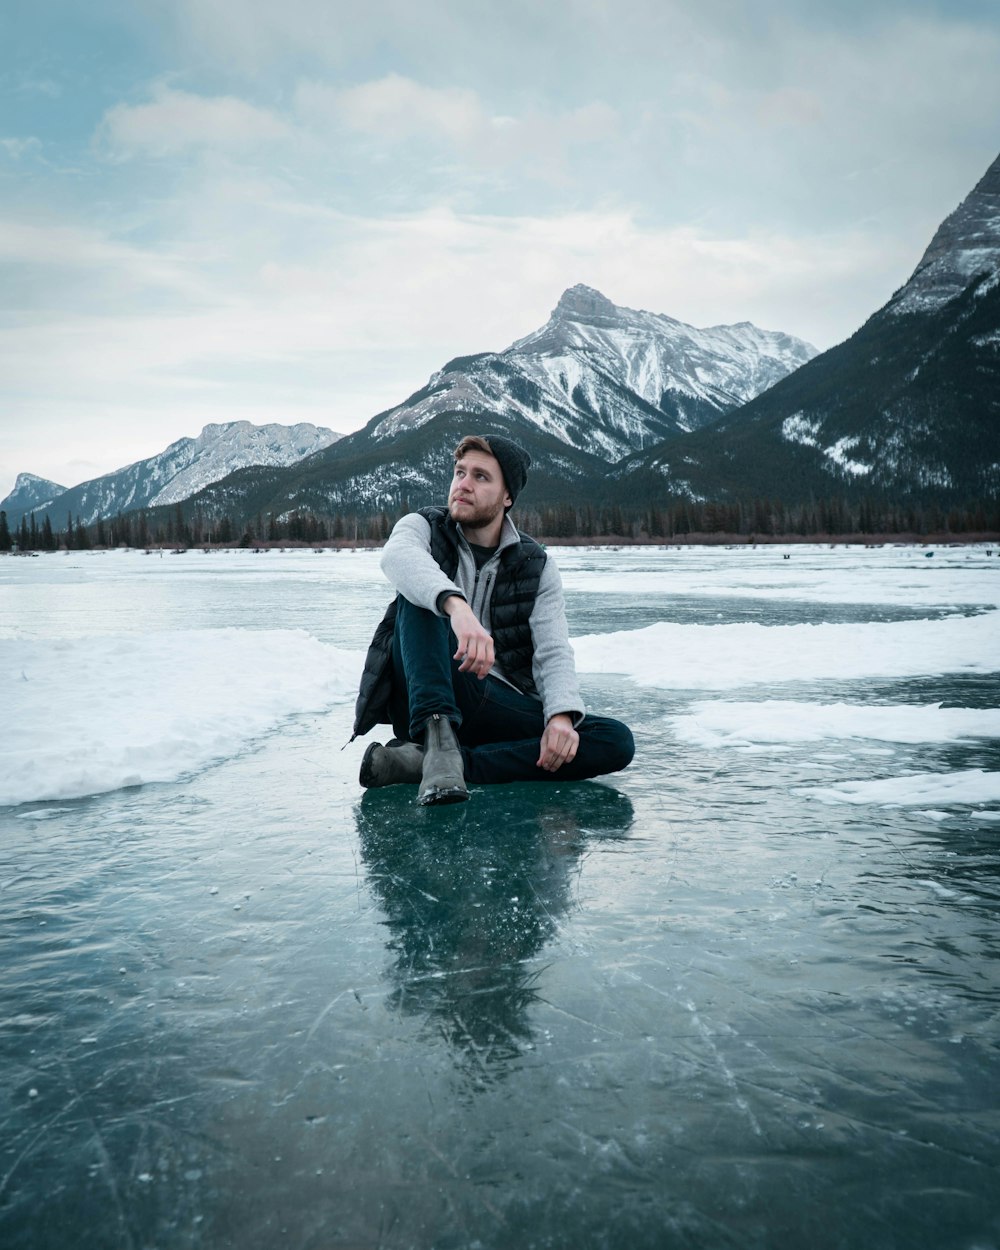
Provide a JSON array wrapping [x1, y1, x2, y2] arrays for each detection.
[[357, 785, 634, 1083]]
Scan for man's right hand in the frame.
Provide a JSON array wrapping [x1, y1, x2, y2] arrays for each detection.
[[444, 596, 495, 679]]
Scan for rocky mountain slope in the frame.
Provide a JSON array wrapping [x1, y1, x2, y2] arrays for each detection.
[[616, 152, 1000, 506]]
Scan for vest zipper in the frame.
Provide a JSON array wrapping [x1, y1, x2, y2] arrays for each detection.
[[475, 570, 495, 621]]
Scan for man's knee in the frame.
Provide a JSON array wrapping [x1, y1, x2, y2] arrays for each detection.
[[606, 720, 635, 772], [583, 716, 634, 774]]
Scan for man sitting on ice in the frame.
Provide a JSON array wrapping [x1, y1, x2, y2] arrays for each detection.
[[352, 433, 634, 805]]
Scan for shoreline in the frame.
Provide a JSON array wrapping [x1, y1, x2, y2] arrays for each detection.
[[4, 532, 999, 556]]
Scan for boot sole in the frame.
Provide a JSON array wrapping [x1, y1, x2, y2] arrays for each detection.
[[417, 786, 469, 806]]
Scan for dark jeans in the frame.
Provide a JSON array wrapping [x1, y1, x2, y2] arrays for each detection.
[[389, 596, 634, 786]]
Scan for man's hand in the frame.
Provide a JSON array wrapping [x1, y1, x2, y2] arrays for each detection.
[[444, 596, 495, 679], [537, 713, 579, 772]]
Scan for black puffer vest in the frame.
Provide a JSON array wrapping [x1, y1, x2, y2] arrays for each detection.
[[352, 508, 547, 738]]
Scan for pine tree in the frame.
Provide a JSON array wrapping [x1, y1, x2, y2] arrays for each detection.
[[172, 503, 190, 547], [0, 510, 10, 552]]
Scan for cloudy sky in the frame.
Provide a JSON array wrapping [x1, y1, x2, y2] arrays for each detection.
[[2, 0, 998, 497]]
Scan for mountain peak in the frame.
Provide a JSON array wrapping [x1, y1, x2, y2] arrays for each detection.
[[14, 471, 65, 492], [0, 472, 67, 516], [891, 151, 1000, 316], [553, 284, 618, 323]]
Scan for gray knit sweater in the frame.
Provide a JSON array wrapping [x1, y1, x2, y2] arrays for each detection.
[[380, 512, 585, 725]]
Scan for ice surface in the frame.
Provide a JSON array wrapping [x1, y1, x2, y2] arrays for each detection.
[[0, 545, 998, 1250], [557, 541, 1000, 607]]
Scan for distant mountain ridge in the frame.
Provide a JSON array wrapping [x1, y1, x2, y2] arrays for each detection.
[[2, 421, 340, 528]]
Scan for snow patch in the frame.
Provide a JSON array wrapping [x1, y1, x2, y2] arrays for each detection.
[[1, 630, 362, 806], [823, 436, 872, 477], [572, 611, 1000, 689], [668, 701, 1000, 747], [781, 413, 821, 447], [796, 770, 1000, 808]]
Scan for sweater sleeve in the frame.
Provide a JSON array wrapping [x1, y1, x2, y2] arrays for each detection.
[[528, 556, 585, 725], [380, 513, 463, 614]]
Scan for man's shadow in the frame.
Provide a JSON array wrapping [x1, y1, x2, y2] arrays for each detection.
[[355, 783, 634, 1088]]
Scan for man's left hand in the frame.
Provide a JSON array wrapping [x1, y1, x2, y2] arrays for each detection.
[[537, 713, 579, 773]]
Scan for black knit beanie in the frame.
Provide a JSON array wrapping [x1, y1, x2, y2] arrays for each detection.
[[481, 435, 531, 504]]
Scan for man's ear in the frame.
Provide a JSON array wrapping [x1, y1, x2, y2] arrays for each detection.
[[504, 491, 512, 510]]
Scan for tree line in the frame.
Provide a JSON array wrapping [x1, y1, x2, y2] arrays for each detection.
[[518, 496, 1000, 540], [3, 494, 997, 554], [0, 505, 398, 551]]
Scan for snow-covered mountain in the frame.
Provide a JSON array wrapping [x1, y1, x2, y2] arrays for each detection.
[[369, 285, 816, 459], [180, 288, 815, 522], [616, 151, 1000, 505], [6, 421, 340, 528], [0, 472, 66, 518]]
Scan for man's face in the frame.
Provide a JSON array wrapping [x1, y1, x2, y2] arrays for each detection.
[[448, 450, 511, 529]]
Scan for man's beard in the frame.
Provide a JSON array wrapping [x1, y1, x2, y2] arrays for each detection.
[[448, 496, 504, 529]]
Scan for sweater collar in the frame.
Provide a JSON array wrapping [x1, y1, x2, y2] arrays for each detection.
[[455, 511, 521, 554]]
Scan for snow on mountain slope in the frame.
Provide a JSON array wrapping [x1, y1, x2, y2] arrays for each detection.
[[369, 286, 816, 460], [512, 285, 814, 418], [10, 422, 340, 528], [148, 422, 340, 506]]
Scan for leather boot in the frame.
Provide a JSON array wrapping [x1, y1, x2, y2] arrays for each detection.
[[359, 739, 424, 789], [418, 714, 469, 806]]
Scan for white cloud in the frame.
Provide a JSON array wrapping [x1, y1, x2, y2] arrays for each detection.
[[0, 137, 42, 159], [99, 86, 295, 157], [0, 216, 212, 311], [295, 74, 618, 180], [311, 75, 484, 144]]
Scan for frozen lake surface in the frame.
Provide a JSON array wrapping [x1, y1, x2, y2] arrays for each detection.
[[1, 543, 999, 1248]]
